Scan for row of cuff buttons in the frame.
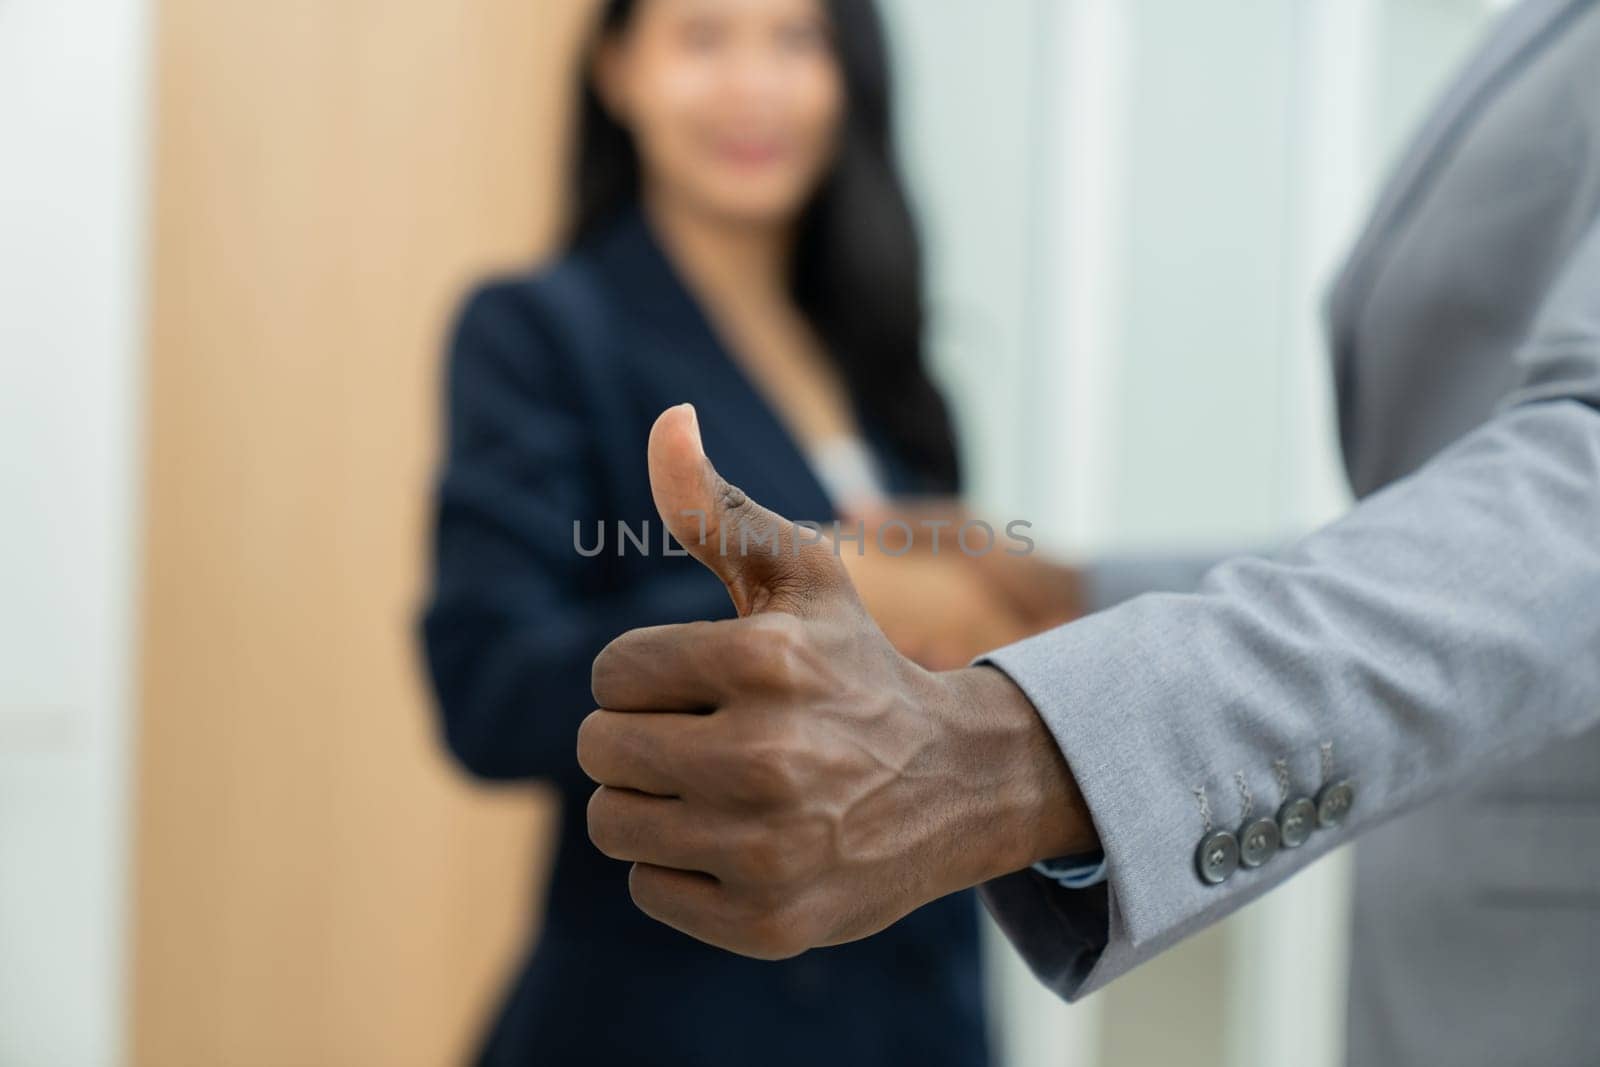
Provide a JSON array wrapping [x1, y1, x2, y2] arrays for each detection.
[[1195, 779, 1354, 885]]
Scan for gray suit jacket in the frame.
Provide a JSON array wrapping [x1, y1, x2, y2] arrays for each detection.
[[979, 2, 1600, 1064]]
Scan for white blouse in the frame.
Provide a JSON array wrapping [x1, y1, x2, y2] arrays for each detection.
[[804, 435, 889, 513]]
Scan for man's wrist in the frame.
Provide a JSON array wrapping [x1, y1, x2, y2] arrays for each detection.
[[942, 665, 1099, 883]]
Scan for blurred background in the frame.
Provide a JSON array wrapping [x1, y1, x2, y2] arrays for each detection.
[[0, 0, 1512, 1064]]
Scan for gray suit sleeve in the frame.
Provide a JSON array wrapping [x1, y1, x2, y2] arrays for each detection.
[[978, 216, 1600, 1000]]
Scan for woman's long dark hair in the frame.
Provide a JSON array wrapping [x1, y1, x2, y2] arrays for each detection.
[[569, 0, 960, 492]]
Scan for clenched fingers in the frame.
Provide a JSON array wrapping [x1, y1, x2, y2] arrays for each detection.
[[575, 709, 714, 796]]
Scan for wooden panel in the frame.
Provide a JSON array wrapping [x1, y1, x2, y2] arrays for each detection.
[[131, 2, 596, 1063]]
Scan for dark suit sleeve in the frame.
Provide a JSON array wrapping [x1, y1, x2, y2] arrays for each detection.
[[419, 282, 732, 785]]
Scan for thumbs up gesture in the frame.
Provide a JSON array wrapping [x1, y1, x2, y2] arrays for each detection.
[[579, 405, 1095, 958]]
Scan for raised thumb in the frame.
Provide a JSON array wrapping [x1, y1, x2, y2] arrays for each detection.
[[647, 403, 848, 617]]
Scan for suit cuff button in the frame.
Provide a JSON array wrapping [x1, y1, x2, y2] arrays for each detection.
[[1196, 830, 1240, 885], [1315, 779, 1355, 828], [1238, 817, 1281, 868], [1277, 797, 1317, 847]]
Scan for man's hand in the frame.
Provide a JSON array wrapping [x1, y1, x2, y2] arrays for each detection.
[[578, 404, 1097, 959]]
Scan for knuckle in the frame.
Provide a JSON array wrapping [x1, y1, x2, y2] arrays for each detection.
[[754, 646, 802, 691], [626, 862, 659, 913], [585, 788, 626, 858], [590, 637, 626, 707], [720, 625, 758, 661], [591, 628, 673, 708], [740, 615, 812, 689], [574, 712, 606, 778], [740, 908, 808, 960], [751, 611, 806, 646]]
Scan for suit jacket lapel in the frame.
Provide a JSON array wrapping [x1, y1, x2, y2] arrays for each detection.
[[1323, 0, 1588, 466], [590, 207, 839, 524], [1325, 0, 1581, 352]]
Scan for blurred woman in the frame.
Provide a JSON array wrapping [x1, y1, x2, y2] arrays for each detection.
[[421, 1, 1027, 1063]]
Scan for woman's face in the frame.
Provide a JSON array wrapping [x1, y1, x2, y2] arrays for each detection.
[[598, 0, 845, 227]]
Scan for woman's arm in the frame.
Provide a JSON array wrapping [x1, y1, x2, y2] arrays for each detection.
[[419, 281, 732, 786]]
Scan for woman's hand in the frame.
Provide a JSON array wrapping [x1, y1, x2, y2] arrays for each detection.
[[837, 545, 1033, 670], [969, 548, 1087, 632], [840, 499, 1088, 667]]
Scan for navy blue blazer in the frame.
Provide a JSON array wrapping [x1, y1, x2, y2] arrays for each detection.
[[421, 207, 989, 1067]]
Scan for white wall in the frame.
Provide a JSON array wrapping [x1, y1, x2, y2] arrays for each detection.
[[0, 1, 151, 1063]]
